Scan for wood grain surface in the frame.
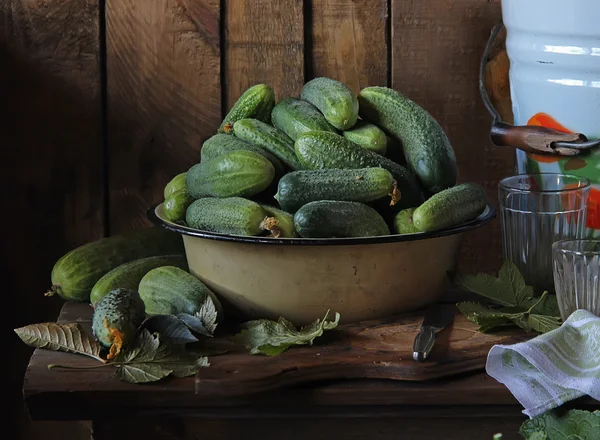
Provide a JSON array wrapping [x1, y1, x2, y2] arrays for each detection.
[[106, 0, 221, 233]]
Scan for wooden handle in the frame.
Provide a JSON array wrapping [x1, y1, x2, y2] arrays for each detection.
[[413, 326, 435, 362], [490, 122, 586, 156]]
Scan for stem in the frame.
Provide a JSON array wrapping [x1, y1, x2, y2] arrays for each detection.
[[44, 284, 60, 297], [48, 363, 112, 370], [526, 291, 549, 314]]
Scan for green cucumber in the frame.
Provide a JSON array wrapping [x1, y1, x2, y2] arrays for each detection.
[[47, 227, 184, 302], [164, 189, 194, 223], [219, 84, 275, 133], [300, 77, 359, 130], [139, 266, 223, 320], [275, 168, 395, 213], [393, 208, 420, 234], [92, 288, 145, 357], [90, 255, 188, 307], [343, 121, 387, 155], [294, 131, 423, 209], [294, 201, 390, 238], [412, 183, 488, 232], [200, 133, 285, 177], [186, 197, 268, 236], [271, 97, 338, 141], [164, 173, 187, 199], [233, 118, 303, 170], [186, 150, 275, 199], [358, 86, 458, 194], [260, 205, 298, 238]]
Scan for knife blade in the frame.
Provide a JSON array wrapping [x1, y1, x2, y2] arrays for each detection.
[[412, 303, 455, 362]]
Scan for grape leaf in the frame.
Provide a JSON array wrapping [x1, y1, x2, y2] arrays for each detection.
[[519, 409, 600, 440], [142, 315, 199, 344], [233, 310, 340, 356], [14, 322, 104, 362], [178, 295, 218, 338], [527, 314, 562, 334]]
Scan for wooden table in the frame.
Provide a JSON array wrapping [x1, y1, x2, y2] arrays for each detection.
[[22, 303, 598, 440]]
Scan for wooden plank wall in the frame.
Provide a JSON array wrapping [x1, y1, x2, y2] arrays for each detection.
[[3, 0, 511, 437]]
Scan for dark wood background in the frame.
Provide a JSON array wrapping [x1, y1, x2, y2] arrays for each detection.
[[2, 0, 513, 438]]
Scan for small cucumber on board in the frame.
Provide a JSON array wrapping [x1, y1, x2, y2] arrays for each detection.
[[301, 77, 359, 130], [343, 121, 387, 155], [90, 254, 188, 307], [412, 183, 488, 232], [219, 84, 275, 133], [139, 266, 224, 320], [271, 97, 338, 141], [295, 131, 423, 209], [92, 288, 145, 358], [358, 86, 458, 194], [186, 150, 275, 199], [164, 173, 187, 199], [164, 189, 194, 223], [186, 197, 270, 236], [393, 208, 420, 234], [260, 205, 298, 238], [200, 133, 285, 177], [294, 200, 390, 238], [275, 168, 396, 213], [233, 118, 304, 170], [47, 227, 184, 302]]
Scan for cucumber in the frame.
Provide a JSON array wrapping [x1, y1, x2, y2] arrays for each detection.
[[233, 118, 303, 170], [47, 227, 185, 302], [92, 288, 145, 358], [412, 183, 488, 232], [358, 87, 458, 194], [275, 168, 395, 213], [271, 97, 338, 141], [219, 84, 275, 133], [343, 121, 387, 155], [393, 208, 420, 234], [186, 150, 275, 199], [90, 255, 188, 307], [294, 201, 390, 238], [139, 266, 224, 320], [164, 173, 187, 199], [164, 189, 194, 223], [200, 133, 285, 177], [186, 197, 268, 236], [301, 77, 359, 130], [259, 205, 298, 238], [294, 131, 423, 209]]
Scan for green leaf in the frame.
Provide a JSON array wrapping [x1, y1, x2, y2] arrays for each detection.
[[526, 432, 548, 440], [178, 295, 218, 338], [457, 302, 515, 332], [519, 409, 600, 440], [234, 310, 340, 356], [142, 315, 199, 344], [527, 314, 562, 334], [14, 322, 105, 363]]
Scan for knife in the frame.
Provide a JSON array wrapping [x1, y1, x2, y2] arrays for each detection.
[[412, 303, 455, 362]]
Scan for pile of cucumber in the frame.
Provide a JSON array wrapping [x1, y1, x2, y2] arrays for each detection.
[[163, 77, 488, 239]]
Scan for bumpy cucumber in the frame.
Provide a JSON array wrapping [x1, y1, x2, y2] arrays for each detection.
[[219, 84, 275, 133], [186, 150, 275, 199], [139, 266, 223, 320], [393, 208, 420, 234], [164, 173, 187, 199], [275, 168, 395, 213], [271, 97, 338, 141], [92, 288, 145, 357], [358, 87, 458, 194], [90, 255, 188, 307], [295, 201, 390, 238], [343, 121, 387, 155], [47, 227, 184, 302], [260, 205, 298, 238], [186, 197, 268, 236], [301, 77, 359, 130], [233, 118, 303, 170], [412, 183, 487, 232], [294, 131, 423, 209], [200, 133, 285, 177], [164, 190, 194, 223]]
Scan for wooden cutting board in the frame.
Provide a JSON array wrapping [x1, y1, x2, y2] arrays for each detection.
[[195, 306, 529, 396]]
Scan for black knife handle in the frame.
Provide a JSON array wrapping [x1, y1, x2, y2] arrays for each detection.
[[413, 325, 435, 362]]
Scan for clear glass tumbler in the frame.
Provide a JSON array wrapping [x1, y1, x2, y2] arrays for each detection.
[[499, 173, 590, 294], [552, 240, 600, 320]]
